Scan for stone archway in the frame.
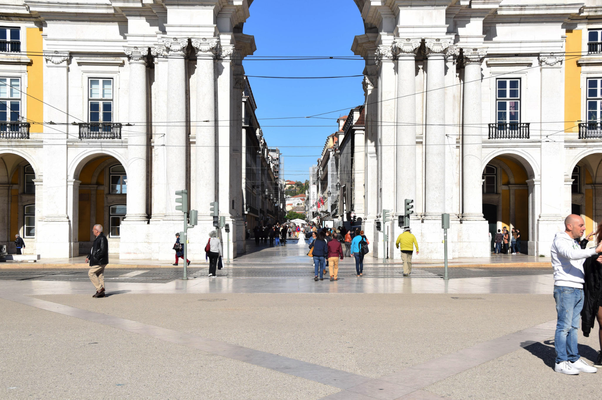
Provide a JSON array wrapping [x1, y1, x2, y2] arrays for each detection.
[[569, 152, 602, 236], [482, 154, 537, 255]]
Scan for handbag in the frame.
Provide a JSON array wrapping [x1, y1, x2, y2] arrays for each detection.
[[307, 246, 314, 257], [205, 239, 211, 253], [360, 237, 369, 255], [218, 256, 223, 270]]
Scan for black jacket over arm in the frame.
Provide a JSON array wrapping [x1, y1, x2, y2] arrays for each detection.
[[581, 255, 602, 337], [89, 233, 109, 266]]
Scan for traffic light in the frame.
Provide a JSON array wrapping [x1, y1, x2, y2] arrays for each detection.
[[376, 220, 382, 231], [398, 215, 404, 228], [175, 190, 188, 213], [210, 201, 219, 217], [383, 209, 390, 223], [404, 199, 414, 217], [189, 210, 198, 226], [213, 216, 219, 227]]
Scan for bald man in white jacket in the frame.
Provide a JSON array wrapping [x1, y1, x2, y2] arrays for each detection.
[[551, 214, 602, 375]]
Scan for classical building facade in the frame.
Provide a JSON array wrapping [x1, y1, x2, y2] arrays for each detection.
[[1, 0, 602, 260]]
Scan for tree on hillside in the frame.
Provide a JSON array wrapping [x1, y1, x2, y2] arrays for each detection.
[[286, 211, 306, 221]]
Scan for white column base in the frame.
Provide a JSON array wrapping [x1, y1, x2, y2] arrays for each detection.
[[119, 220, 152, 260], [455, 219, 491, 258], [536, 215, 564, 257], [37, 217, 73, 258]]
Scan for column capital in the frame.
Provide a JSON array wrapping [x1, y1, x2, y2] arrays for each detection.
[[375, 44, 396, 66], [44, 50, 70, 65], [538, 53, 563, 67], [219, 45, 237, 60], [163, 37, 189, 56], [124, 46, 148, 63], [192, 37, 219, 58], [425, 38, 453, 56], [463, 47, 487, 64], [393, 38, 421, 56]]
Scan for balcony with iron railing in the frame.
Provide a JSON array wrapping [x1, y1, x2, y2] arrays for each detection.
[[588, 42, 602, 54], [0, 122, 30, 139], [0, 41, 21, 53], [78, 123, 122, 140], [488, 123, 530, 139], [579, 122, 602, 139]]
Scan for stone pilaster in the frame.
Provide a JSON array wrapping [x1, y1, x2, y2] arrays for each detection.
[[462, 47, 487, 221], [191, 38, 219, 215], [424, 38, 452, 218]]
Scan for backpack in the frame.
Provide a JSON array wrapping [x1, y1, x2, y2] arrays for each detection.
[[359, 236, 369, 255]]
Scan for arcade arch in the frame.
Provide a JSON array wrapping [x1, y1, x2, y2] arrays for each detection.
[[482, 154, 536, 254], [570, 153, 602, 235], [73, 154, 127, 255], [0, 152, 39, 253]]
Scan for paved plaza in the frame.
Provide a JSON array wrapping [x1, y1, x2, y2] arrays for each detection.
[[1, 240, 600, 399]]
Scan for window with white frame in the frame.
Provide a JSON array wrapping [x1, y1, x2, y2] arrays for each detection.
[[109, 205, 126, 237], [24, 164, 34, 194], [0, 27, 20, 52], [0, 78, 21, 129], [588, 29, 602, 54], [24, 204, 35, 238], [496, 79, 520, 125], [89, 79, 113, 130], [587, 78, 602, 123], [572, 165, 581, 194], [109, 165, 127, 194], [482, 165, 497, 194]]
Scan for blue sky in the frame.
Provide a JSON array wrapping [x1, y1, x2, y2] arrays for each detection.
[[243, 0, 366, 182]]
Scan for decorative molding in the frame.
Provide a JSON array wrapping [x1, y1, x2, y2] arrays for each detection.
[[219, 45, 236, 60], [44, 51, 69, 65], [124, 46, 148, 63], [150, 44, 168, 58], [538, 53, 563, 67], [393, 38, 421, 56], [191, 37, 219, 57], [463, 47, 487, 64], [425, 38, 453, 56]]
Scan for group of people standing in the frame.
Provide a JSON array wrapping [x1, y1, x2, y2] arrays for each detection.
[[493, 227, 521, 254], [253, 224, 290, 247], [308, 227, 369, 280]]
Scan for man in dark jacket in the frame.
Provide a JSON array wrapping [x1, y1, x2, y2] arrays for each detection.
[[14, 234, 25, 255], [86, 224, 109, 298]]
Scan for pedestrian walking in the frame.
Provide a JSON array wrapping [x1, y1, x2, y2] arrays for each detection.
[[280, 225, 287, 246], [514, 228, 521, 253], [274, 225, 281, 246], [205, 231, 222, 277], [494, 229, 503, 254], [327, 232, 344, 281], [14, 234, 25, 255], [395, 227, 419, 276], [580, 225, 602, 368], [173, 233, 190, 266], [86, 224, 108, 298], [502, 227, 510, 254], [344, 230, 351, 257], [254, 226, 260, 246], [350, 229, 368, 277], [312, 231, 328, 281], [550, 214, 602, 375]]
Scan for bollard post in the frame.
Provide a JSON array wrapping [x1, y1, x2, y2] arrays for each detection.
[[442, 213, 450, 281]]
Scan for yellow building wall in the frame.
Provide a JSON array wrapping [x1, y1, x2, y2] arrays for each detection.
[[502, 189, 510, 229], [565, 29, 582, 133], [77, 157, 110, 240], [585, 189, 593, 234], [26, 28, 44, 133], [96, 189, 105, 226], [10, 170, 18, 236], [498, 157, 528, 184], [514, 189, 529, 241]]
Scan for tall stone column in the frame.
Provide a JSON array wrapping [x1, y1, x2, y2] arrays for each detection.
[[192, 38, 218, 215], [424, 39, 452, 218], [164, 38, 188, 220], [462, 48, 487, 220], [124, 46, 148, 221], [394, 38, 420, 218]]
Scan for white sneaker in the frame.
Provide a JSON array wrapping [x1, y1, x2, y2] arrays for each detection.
[[555, 361, 579, 375], [570, 358, 597, 373]]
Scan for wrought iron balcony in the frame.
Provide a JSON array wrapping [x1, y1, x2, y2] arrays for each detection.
[[488, 123, 530, 139], [78, 123, 122, 140], [588, 42, 602, 54], [0, 122, 30, 139], [0, 41, 21, 53], [579, 122, 602, 139]]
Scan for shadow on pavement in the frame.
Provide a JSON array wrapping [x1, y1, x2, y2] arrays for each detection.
[[105, 290, 131, 297], [522, 339, 600, 368]]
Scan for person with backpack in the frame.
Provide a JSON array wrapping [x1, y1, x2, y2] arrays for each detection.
[[350, 228, 369, 277], [173, 233, 190, 266]]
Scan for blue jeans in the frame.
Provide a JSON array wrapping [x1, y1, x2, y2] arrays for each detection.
[[495, 242, 501, 254], [554, 286, 584, 363], [313, 256, 325, 279], [511, 240, 517, 253], [275, 237, 280, 246], [353, 253, 364, 275]]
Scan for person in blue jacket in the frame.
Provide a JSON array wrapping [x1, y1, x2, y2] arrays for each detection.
[[312, 231, 328, 281], [350, 228, 369, 277]]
